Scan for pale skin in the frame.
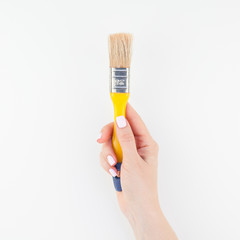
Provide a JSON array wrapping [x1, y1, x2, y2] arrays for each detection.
[[97, 104, 178, 240]]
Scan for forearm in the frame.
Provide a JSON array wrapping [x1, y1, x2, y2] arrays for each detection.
[[128, 204, 178, 240]]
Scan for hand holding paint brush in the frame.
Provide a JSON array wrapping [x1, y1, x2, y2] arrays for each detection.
[[97, 33, 178, 240]]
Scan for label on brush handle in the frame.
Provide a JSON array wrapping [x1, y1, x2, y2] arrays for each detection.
[[110, 68, 130, 93]]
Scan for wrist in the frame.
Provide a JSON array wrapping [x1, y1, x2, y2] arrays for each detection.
[[127, 202, 164, 239], [127, 202, 177, 240]]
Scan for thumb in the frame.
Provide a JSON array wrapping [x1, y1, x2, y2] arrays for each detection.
[[115, 116, 138, 160]]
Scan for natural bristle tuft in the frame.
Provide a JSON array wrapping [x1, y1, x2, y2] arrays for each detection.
[[109, 33, 133, 68]]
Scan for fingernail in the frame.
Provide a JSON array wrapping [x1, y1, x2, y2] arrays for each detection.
[[107, 155, 115, 166], [97, 132, 102, 141], [116, 116, 127, 128], [109, 168, 117, 177]]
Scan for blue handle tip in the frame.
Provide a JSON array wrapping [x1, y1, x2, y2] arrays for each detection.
[[112, 163, 122, 192]]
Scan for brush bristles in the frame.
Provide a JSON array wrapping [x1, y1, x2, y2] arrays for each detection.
[[109, 33, 133, 68]]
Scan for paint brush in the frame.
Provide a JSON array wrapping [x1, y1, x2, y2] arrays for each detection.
[[108, 33, 133, 191]]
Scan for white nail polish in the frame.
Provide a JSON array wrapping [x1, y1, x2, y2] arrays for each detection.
[[116, 116, 127, 128], [97, 132, 102, 140], [107, 155, 115, 166], [109, 168, 117, 177]]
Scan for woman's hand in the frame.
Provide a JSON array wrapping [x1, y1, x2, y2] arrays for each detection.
[[97, 104, 177, 240]]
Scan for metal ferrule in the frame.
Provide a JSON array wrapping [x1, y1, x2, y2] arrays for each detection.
[[110, 68, 130, 93]]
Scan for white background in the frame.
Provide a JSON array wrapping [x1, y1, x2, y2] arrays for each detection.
[[0, 0, 240, 239]]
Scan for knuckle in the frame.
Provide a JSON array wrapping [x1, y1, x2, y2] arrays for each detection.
[[99, 151, 105, 162], [100, 158, 108, 170], [101, 126, 106, 133], [152, 140, 159, 152], [99, 158, 104, 167], [119, 132, 134, 143], [101, 143, 109, 155], [101, 144, 107, 152], [101, 122, 113, 132]]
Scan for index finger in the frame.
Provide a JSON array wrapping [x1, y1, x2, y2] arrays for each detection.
[[97, 122, 113, 143]]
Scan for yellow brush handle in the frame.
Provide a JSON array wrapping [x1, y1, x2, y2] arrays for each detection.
[[110, 92, 130, 163]]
